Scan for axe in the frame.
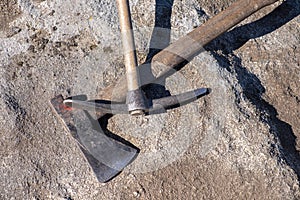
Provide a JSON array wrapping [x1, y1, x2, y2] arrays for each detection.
[[50, 0, 279, 182]]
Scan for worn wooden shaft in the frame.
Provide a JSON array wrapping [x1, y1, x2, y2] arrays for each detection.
[[99, 0, 279, 102], [152, 0, 279, 77], [116, 0, 140, 91]]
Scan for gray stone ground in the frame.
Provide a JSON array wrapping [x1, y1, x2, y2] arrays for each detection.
[[0, 0, 299, 199]]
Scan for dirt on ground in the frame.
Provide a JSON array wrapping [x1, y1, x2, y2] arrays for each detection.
[[0, 0, 299, 199]]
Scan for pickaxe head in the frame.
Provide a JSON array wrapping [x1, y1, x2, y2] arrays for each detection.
[[63, 88, 210, 115]]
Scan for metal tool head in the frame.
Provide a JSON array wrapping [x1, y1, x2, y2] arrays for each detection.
[[50, 95, 139, 182], [63, 88, 210, 114]]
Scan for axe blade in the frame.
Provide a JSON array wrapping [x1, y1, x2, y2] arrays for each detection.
[[50, 95, 138, 183]]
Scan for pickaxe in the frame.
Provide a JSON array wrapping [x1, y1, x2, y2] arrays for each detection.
[[50, 0, 279, 182]]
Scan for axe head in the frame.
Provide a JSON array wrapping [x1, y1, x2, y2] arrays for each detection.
[[50, 95, 138, 183]]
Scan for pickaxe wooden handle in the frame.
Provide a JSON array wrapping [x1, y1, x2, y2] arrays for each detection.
[[98, 0, 279, 102], [116, 0, 147, 115], [116, 0, 140, 92]]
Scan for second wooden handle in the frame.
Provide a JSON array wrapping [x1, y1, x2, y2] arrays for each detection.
[[152, 0, 279, 78]]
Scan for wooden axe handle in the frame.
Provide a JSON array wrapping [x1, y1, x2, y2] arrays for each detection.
[[98, 0, 279, 102]]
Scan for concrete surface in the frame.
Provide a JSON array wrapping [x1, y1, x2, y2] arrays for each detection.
[[0, 0, 299, 199]]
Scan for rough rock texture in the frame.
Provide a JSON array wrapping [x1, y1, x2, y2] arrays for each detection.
[[0, 0, 299, 199]]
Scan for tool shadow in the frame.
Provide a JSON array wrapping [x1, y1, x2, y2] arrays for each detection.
[[204, 0, 300, 181], [133, 0, 300, 183], [140, 0, 175, 100]]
